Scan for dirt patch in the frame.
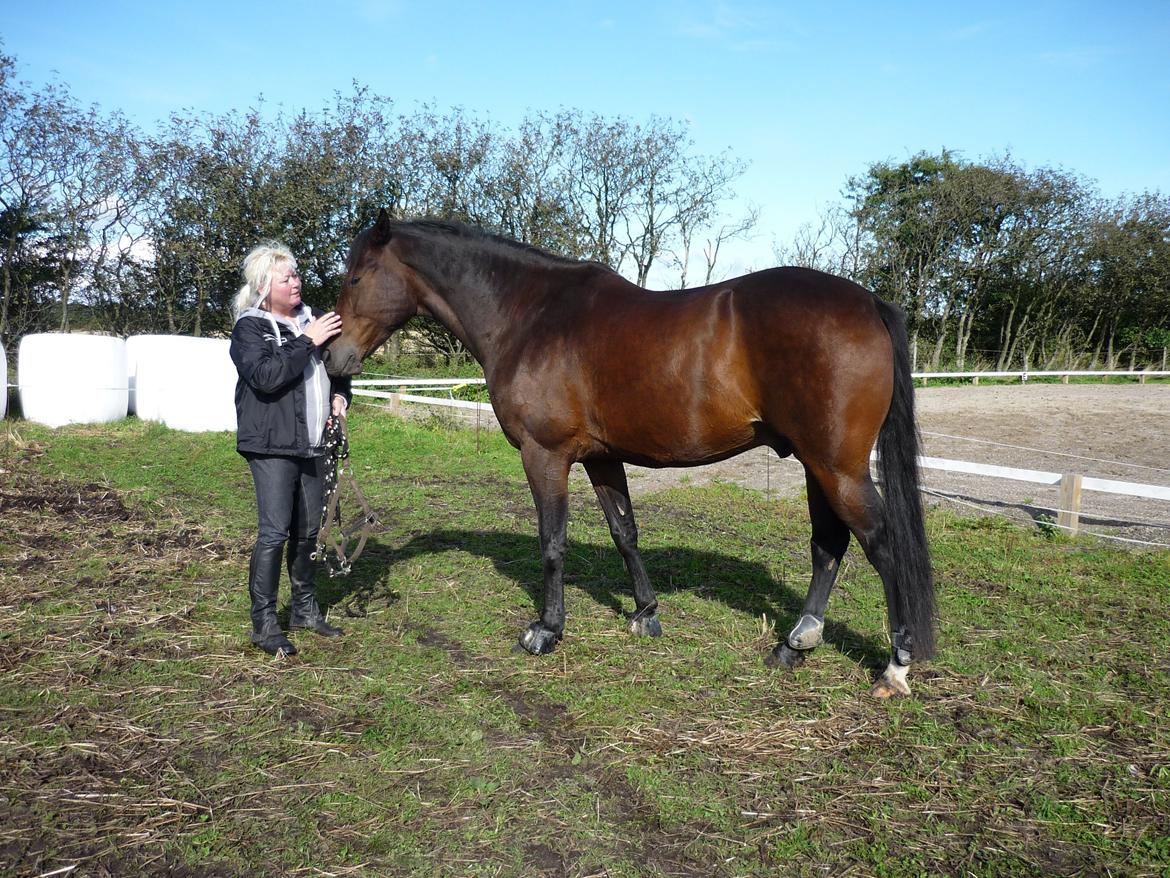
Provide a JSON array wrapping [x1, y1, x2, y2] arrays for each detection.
[[1, 473, 233, 594], [0, 479, 133, 520]]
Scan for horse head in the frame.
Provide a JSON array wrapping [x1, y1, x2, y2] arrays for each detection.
[[324, 209, 420, 377]]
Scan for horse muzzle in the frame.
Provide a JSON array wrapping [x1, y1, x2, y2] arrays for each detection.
[[322, 341, 363, 377]]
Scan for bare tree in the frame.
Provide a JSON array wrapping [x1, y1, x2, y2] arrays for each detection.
[[774, 202, 864, 281], [0, 54, 59, 337]]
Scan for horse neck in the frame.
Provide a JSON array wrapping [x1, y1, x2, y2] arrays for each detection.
[[401, 235, 545, 372]]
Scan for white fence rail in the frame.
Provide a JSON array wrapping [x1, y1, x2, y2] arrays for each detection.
[[914, 369, 1170, 384], [352, 372, 1170, 386], [912, 455, 1170, 537], [352, 377, 487, 387], [353, 387, 488, 412], [915, 456, 1170, 502]]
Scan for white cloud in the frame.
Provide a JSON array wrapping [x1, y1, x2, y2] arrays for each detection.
[[673, 2, 794, 53], [1036, 46, 1114, 69], [944, 21, 997, 41], [352, 0, 403, 23]]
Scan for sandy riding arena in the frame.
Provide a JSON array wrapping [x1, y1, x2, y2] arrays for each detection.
[[616, 383, 1170, 547]]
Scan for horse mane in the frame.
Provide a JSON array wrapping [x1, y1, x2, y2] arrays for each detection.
[[393, 218, 611, 274]]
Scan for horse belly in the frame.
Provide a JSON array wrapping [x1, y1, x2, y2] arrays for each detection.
[[595, 390, 761, 467]]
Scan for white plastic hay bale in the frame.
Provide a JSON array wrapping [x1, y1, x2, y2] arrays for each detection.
[[18, 333, 128, 427], [125, 334, 177, 420], [124, 334, 151, 416], [132, 335, 237, 432]]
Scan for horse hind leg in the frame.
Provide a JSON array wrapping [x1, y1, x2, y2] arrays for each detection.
[[583, 459, 661, 638], [767, 468, 850, 670], [805, 463, 917, 697]]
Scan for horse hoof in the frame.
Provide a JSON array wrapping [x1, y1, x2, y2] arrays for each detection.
[[787, 614, 824, 651], [629, 613, 662, 638], [518, 622, 560, 656], [765, 643, 807, 670], [869, 679, 909, 699], [869, 664, 912, 698]]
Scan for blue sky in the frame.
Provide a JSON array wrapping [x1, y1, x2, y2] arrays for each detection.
[[4, 1, 1169, 277]]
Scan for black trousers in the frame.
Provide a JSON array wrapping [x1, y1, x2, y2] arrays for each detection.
[[246, 454, 325, 548]]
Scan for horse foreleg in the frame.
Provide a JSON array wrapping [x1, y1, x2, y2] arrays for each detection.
[[517, 444, 571, 656], [583, 459, 661, 638], [767, 469, 850, 670]]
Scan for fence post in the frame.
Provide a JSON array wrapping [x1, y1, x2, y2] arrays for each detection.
[[1057, 473, 1084, 536], [389, 392, 401, 416]]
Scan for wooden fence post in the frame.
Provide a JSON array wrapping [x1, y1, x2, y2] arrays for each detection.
[[1057, 473, 1084, 535]]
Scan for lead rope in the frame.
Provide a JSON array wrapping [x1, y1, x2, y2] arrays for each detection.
[[313, 414, 378, 577]]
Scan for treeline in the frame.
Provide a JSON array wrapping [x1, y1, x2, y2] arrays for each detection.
[[3, 50, 1169, 370], [0, 51, 754, 353], [779, 152, 1170, 370]]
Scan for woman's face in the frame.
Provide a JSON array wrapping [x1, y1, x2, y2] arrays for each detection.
[[266, 262, 302, 317]]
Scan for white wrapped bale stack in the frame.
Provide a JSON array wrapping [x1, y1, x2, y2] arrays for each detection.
[[18, 334, 129, 427], [131, 335, 236, 432]]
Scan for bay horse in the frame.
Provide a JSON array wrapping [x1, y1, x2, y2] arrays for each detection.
[[325, 211, 936, 697]]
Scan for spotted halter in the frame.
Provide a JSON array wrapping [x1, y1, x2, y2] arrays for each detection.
[[313, 414, 378, 577]]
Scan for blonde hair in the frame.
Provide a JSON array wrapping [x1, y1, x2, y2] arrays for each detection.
[[233, 242, 297, 319]]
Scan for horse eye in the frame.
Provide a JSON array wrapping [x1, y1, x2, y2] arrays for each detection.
[[350, 276, 361, 285]]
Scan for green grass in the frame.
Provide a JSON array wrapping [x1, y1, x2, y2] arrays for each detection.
[[2, 414, 1169, 877]]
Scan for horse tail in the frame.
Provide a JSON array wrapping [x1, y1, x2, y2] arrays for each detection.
[[873, 295, 937, 660]]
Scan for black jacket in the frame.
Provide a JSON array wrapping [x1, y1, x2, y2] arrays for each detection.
[[230, 306, 351, 457]]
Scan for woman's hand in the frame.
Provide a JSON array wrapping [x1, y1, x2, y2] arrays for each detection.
[[304, 311, 342, 346], [331, 394, 348, 420]]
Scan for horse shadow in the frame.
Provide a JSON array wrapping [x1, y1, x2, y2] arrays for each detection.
[[318, 528, 890, 669]]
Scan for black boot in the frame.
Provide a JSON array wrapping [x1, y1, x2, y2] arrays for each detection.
[[249, 543, 296, 656], [288, 538, 343, 637]]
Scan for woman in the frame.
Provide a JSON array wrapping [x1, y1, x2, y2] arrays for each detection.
[[230, 242, 352, 656]]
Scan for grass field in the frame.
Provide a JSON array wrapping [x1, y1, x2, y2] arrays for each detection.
[[2, 413, 1169, 877]]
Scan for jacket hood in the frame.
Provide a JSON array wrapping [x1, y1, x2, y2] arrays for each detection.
[[234, 304, 313, 328]]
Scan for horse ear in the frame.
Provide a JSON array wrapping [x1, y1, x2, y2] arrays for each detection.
[[371, 208, 392, 246]]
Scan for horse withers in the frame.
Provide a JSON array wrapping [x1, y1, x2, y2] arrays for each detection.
[[325, 210, 936, 697]]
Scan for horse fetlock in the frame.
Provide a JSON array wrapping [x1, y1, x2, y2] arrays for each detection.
[[787, 614, 825, 651], [892, 628, 914, 666], [518, 622, 561, 656], [628, 611, 662, 638]]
